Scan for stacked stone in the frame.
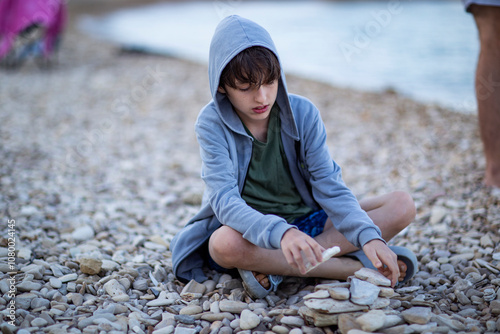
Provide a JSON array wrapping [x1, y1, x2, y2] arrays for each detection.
[[298, 267, 456, 333], [144, 267, 480, 334]]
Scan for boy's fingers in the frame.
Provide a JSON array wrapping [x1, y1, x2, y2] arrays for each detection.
[[301, 244, 317, 267], [286, 251, 298, 269], [379, 252, 399, 287], [364, 248, 382, 269], [310, 240, 325, 262], [363, 241, 399, 287]]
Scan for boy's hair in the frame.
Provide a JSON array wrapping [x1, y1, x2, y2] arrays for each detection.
[[219, 46, 281, 89]]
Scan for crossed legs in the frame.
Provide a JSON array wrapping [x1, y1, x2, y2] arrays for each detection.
[[208, 191, 416, 283]]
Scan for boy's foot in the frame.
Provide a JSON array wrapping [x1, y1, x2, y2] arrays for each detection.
[[253, 272, 271, 289], [378, 260, 407, 283], [238, 269, 283, 299]]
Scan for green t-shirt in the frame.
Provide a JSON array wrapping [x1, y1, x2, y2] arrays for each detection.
[[241, 104, 313, 223]]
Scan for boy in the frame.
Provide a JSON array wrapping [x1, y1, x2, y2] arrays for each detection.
[[171, 15, 417, 299]]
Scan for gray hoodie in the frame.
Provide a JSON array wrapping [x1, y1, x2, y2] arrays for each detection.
[[170, 15, 383, 283]]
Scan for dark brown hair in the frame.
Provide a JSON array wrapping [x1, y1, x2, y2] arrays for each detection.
[[219, 46, 281, 90]]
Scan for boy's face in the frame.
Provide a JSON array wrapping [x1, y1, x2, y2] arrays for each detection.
[[218, 80, 279, 127]]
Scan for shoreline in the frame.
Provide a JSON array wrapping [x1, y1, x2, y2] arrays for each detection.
[[71, 0, 479, 115]]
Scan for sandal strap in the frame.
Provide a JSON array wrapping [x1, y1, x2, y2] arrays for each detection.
[[268, 275, 283, 292]]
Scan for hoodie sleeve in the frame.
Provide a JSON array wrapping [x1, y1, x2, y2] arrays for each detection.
[[195, 105, 295, 249], [291, 96, 384, 248]]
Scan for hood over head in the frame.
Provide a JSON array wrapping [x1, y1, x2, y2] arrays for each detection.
[[208, 15, 298, 139]]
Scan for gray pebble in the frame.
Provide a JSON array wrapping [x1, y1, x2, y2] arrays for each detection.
[[31, 317, 49, 327], [49, 277, 63, 289], [174, 314, 196, 325], [31, 297, 50, 309]]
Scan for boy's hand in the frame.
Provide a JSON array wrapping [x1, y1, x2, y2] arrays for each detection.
[[280, 228, 324, 275], [362, 239, 399, 287]]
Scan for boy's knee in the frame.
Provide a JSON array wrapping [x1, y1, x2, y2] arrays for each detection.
[[208, 226, 245, 268], [391, 191, 416, 226]]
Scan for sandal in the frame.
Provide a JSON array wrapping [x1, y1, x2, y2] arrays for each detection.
[[238, 269, 283, 299], [345, 245, 418, 285]]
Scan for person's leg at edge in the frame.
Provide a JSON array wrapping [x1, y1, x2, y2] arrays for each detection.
[[471, 5, 500, 188], [208, 191, 416, 286]]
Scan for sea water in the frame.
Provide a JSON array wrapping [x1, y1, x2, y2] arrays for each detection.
[[80, 0, 479, 113]]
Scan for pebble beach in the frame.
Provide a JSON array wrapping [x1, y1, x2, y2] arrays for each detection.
[[1, 1, 499, 333]]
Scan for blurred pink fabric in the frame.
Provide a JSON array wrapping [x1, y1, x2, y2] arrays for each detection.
[[0, 0, 67, 58]]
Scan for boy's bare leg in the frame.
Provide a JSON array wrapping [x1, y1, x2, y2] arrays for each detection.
[[209, 191, 415, 285], [314, 191, 416, 255], [471, 6, 500, 187], [209, 226, 366, 279]]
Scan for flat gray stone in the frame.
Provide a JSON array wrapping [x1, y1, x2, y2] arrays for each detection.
[[356, 310, 386, 332], [328, 287, 350, 300], [431, 314, 466, 331], [349, 278, 380, 305], [173, 327, 197, 334], [153, 325, 174, 334], [49, 277, 62, 289], [280, 316, 304, 327], [31, 297, 50, 309], [370, 297, 391, 309], [179, 305, 203, 315], [402, 307, 432, 325], [304, 298, 367, 314], [354, 267, 391, 287], [304, 290, 330, 299], [299, 306, 339, 327], [16, 293, 37, 309], [219, 300, 249, 313], [21, 264, 44, 279], [59, 273, 78, 283], [31, 317, 48, 327], [200, 312, 235, 322], [16, 281, 42, 292], [146, 298, 175, 307]]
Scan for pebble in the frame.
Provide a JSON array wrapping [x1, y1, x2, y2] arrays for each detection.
[[280, 316, 305, 327], [218, 300, 249, 313], [354, 267, 391, 287], [16, 281, 42, 292], [49, 277, 62, 289], [349, 278, 380, 305], [79, 257, 103, 275], [31, 297, 50, 309], [328, 287, 350, 300], [59, 273, 78, 283], [356, 310, 386, 332], [2, 18, 499, 334], [174, 327, 197, 334], [103, 279, 130, 302], [31, 317, 49, 327], [72, 225, 95, 242], [179, 305, 203, 315], [401, 307, 433, 325], [239, 309, 260, 330]]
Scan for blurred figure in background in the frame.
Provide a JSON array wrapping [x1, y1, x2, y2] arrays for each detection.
[[0, 0, 66, 68], [464, 1, 500, 188]]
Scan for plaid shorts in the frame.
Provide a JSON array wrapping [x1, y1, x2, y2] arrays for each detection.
[[291, 209, 328, 238]]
